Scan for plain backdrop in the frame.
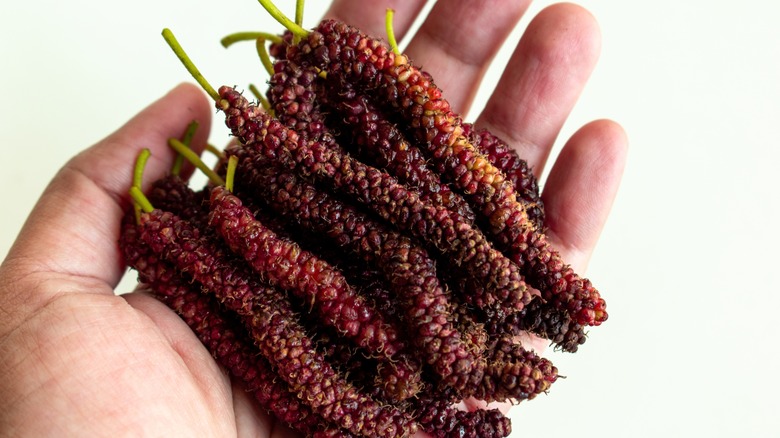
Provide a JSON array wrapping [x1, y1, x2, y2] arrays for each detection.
[[1, 1, 779, 437]]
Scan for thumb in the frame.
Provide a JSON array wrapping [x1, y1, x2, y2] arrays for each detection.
[[1, 83, 212, 308]]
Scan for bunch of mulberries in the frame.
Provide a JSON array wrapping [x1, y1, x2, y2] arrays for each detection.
[[119, 3, 608, 437]]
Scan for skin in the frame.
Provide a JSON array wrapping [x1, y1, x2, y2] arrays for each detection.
[[0, 1, 627, 436]]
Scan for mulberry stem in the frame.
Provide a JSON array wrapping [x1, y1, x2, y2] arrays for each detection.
[[129, 186, 154, 215], [168, 138, 225, 186], [205, 143, 226, 160], [256, 38, 275, 76], [133, 148, 151, 189], [256, 0, 308, 38], [220, 31, 283, 48], [171, 120, 199, 176], [295, 0, 305, 28], [162, 28, 219, 101], [131, 149, 152, 223], [385, 9, 400, 55], [219, 31, 279, 76], [225, 155, 239, 193]]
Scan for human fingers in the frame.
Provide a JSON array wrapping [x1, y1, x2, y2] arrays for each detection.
[[126, 292, 300, 438], [324, 0, 427, 41], [1, 83, 212, 304], [403, 0, 531, 115], [540, 119, 628, 271], [122, 290, 235, 410], [446, 122, 627, 428], [475, 3, 602, 176]]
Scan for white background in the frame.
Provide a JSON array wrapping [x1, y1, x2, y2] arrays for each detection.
[[1, 1, 779, 437]]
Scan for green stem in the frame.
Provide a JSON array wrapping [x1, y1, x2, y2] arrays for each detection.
[[294, 0, 305, 44], [162, 28, 219, 101], [168, 138, 225, 186], [256, 38, 275, 76], [295, 0, 305, 27], [256, 0, 308, 38], [385, 8, 400, 55], [220, 31, 282, 48], [249, 83, 272, 113], [221, 32, 276, 76], [129, 187, 154, 214], [133, 148, 151, 189], [171, 120, 199, 175], [205, 143, 226, 160], [132, 148, 152, 223], [225, 155, 239, 193]]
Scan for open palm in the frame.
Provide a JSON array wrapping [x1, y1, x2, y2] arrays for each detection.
[[0, 1, 626, 437]]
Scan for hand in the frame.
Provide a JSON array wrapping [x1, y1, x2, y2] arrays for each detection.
[[0, 1, 626, 436]]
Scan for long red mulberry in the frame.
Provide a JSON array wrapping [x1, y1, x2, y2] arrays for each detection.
[[225, 149, 485, 393], [290, 19, 606, 329], [218, 86, 531, 315], [134, 208, 415, 437], [136, 6, 615, 434], [120, 219, 329, 435]]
